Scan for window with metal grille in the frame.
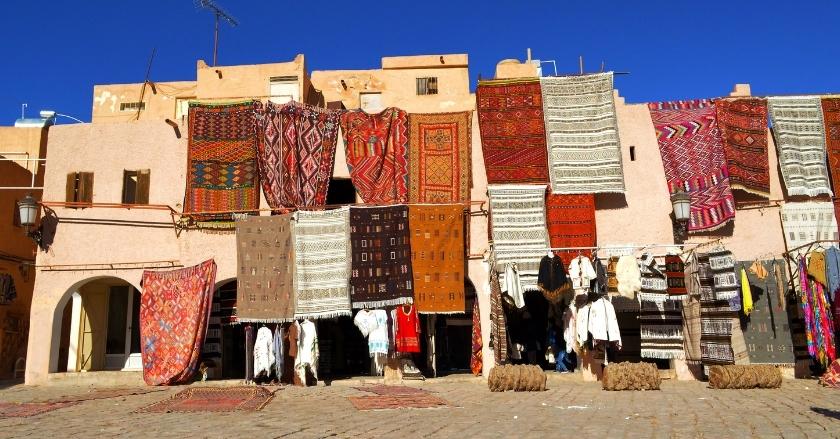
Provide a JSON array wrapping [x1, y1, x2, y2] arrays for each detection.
[[119, 102, 146, 112], [416, 77, 438, 95]]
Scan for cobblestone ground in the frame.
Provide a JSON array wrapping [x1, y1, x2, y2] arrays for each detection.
[[1, 375, 839, 438]]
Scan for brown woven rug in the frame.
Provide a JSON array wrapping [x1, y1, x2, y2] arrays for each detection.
[[0, 401, 78, 418], [41, 387, 165, 404], [348, 394, 449, 411], [353, 385, 430, 396], [136, 386, 275, 413]]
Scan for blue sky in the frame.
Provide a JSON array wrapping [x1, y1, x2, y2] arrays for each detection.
[[1, 1, 838, 124]]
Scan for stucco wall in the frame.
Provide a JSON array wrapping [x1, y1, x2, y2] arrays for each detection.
[[92, 81, 197, 124], [196, 55, 307, 102]]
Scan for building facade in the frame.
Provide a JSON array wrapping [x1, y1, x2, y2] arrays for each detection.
[[23, 53, 788, 384]]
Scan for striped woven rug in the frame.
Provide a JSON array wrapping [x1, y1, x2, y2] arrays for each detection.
[[489, 184, 550, 292], [768, 96, 832, 197], [540, 72, 625, 194]]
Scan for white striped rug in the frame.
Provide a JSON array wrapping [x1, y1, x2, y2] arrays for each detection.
[[540, 72, 625, 194], [768, 96, 832, 197], [489, 184, 550, 291]]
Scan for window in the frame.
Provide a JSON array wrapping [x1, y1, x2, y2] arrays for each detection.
[[269, 76, 299, 104], [360, 93, 383, 112], [65, 172, 94, 205], [122, 170, 150, 204], [119, 102, 146, 112], [416, 77, 438, 95]]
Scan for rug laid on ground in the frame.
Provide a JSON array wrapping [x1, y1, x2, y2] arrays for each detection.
[[235, 214, 295, 322], [140, 259, 217, 385], [42, 387, 166, 404], [476, 78, 550, 184], [184, 101, 261, 227], [349, 205, 414, 308], [408, 204, 465, 313], [488, 184, 550, 292], [649, 99, 735, 233], [714, 98, 771, 197], [348, 394, 450, 411], [768, 96, 832, 197], [292, 207, 352, 319], [545, 191, 596, 267], [735, 260, 796, 366], [540, 72, 625, 194], [136, 386, 275, 413], [259, 101, 340, 208], [0, 402, 78, 418], [353, 385, 430, 396], [822, 98, 840, 196], [408, 111, 472, 203], [340, 108, 409, 203]]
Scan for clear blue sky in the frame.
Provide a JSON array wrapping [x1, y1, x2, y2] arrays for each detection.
[[1, 1, 838, 125]]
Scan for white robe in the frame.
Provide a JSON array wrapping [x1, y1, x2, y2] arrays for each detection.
[[253, 326, 275, 378], [504, 263, 526, 308], [295, 320, 319, 382], [576, 297, 622, 348]]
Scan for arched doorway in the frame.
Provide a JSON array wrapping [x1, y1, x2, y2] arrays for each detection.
[[53, 277, 141, 373]]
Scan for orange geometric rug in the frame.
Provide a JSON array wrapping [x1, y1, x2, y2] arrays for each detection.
[[348, 394, 450, 411], [0, 401, 78, 418]]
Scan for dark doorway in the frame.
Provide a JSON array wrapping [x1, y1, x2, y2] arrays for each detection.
[[203, 280, 245, 379], [326, 178, 356, 205]]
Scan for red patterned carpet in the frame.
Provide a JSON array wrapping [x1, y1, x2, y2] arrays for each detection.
[[136, 386, 276, 413]]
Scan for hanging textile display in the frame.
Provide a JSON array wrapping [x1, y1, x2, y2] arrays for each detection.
[[395, 305, 421, 353], [540, 72, 625, 194], [0, 273, 16, 305], [349, 205, 414, 308], [407, 111, 472, 203], [615, 255, 642, 300], [253, 326, 275, 379], [258, 101, 340, 209], [768, 96, 832, 197], [649, 99, 735, 233], [709, 249, 741, 312], [489, 270, 508, 365], [235, 214, 295, 322], [475, 79, 550, 184], [714, 98, 771, 197], [735, 260, 796, 366], [638, 258, 685, 359], [470, 300, 483, 375], [537, 255, 572, 303], [800, 256, 837, 368], [140, 259, 217, 385], [665, 255, 686, 295], [354, 309, 389, 374], [340, 108, 409, 203], [545, 191, 597, 267], [488, 184, 550, 292], [696, 252, 735, 366], [408, 204, 465, 313], [294, 319, 319, 385], [292, 207, 352, 319], [184, 101, 261, 226], [780, 202, 839, 251], [606, 256, 619, 295]]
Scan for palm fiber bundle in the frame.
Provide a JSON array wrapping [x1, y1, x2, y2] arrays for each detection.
[[487, 365, 547, 392], [707, 365, 782, 389], [602, 362, 661, 391]]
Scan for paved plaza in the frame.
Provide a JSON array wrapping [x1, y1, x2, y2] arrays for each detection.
[[1, 375, 838, 438]]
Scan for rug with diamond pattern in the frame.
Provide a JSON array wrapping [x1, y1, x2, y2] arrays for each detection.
[[715, 98, 770, 197], [408, 111, 472, 203]]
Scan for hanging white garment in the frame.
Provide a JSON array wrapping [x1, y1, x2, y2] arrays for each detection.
[[587, 297, 622, 347], [563, 302, 577, 354], [295, 319, 319, 383], [253, 326, 275, 378], [616, 255, 642, 299], [354, 309, 390, 373], [568, 255, 597, 291], [504, 263, 526, 308]]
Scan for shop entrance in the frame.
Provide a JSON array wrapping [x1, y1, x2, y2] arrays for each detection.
[[202, 279, 245, 380]]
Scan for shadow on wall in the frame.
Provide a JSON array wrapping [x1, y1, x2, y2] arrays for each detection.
[[594, 193, 628, 210]]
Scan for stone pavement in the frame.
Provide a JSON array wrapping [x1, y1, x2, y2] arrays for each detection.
[[1, 375, 839, 438]]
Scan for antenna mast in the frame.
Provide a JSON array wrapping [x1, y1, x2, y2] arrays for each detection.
[[195, 0, 238, 66]]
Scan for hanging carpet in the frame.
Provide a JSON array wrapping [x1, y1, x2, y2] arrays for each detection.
[[696, 252, 735, 366], [408, 111, 472, 203], [714, 98, 771, 197], [235, 214, 295, 322], [408, 204, 465, 313], [545, 191, 596, 268], [259, 101, 340, 209], [476, 79, 550, 184], [340, 108, 409, 203], [735, 260, 795, 366], [140, 259, 217, 386], [649, 99, 735, 233], [349, 205, 414, 308], [780, 202, 838, 252], [488, 184, 550, 292], [540, 72, 625, 194], [639, 261, 685, 360], [184, 101, 261, 227], [292, 207, 352, 319], [768, 96, 832, 197], [822, 98, 840, 201]]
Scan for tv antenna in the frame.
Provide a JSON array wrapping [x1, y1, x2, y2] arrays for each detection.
[[195, 0, 238, 66]]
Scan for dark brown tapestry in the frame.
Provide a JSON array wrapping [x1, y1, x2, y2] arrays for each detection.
[[349, 205, 414, 308]]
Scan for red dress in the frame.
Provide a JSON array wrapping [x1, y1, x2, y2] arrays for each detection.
[[396, 305, 421, 353]]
